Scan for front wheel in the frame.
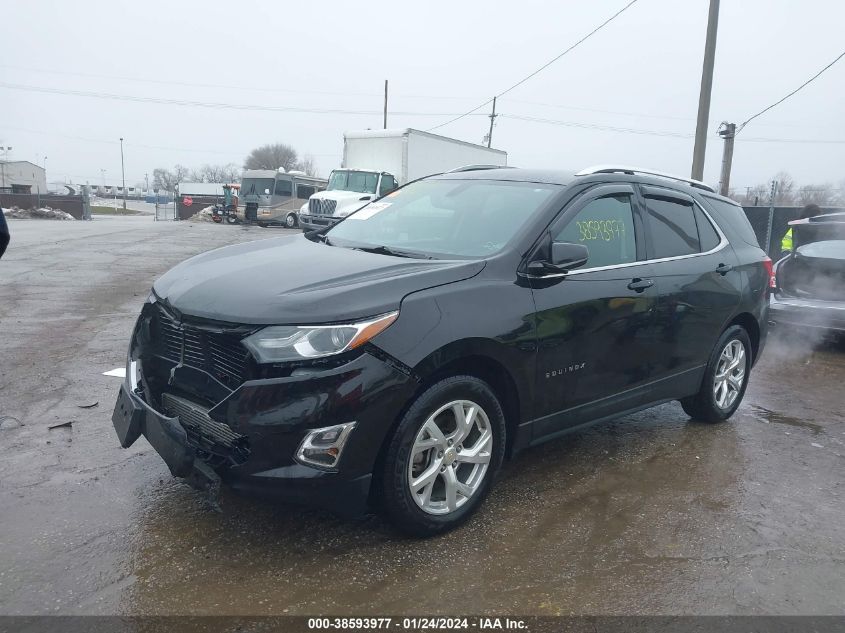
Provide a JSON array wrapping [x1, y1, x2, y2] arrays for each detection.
[[381, 375, 506, 537], [226, 215, 238, 225], [681, 325, 752, 422]]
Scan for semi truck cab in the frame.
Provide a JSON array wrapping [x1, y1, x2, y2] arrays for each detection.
[[299, 168, 397, 232]]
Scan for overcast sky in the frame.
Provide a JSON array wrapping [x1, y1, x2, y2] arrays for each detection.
[[2, 0, 843, 193]]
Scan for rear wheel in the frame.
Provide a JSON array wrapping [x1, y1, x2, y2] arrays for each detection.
[[381, 376, 506, 537], [681, 325, 752, 422], [258, 222, 268, 228], [285, 213, 297, 228]]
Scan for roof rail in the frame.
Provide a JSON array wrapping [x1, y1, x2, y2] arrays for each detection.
[[446, 164, 513, 173], [575, 165, 716, 193]]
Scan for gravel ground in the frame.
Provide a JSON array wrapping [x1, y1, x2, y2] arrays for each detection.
[[0, 216, 843, 616]]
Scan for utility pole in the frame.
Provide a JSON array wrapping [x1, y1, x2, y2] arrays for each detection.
[[691, 0, 720, 181], [119, 137, 127, 210], [145, 172, 149, 191], [717, 122, 735, 196], [383, 80, 388, 129], [487, 96, 497, 148]]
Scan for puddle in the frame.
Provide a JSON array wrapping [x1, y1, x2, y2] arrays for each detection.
[[750, 405, 823, 435]]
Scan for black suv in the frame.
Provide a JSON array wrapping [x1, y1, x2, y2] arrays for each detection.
[[113, 166, 771, 536]]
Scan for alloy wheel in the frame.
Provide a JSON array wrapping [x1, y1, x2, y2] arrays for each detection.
[[713, 339, 746, 409], [407, 400, 493, 515]]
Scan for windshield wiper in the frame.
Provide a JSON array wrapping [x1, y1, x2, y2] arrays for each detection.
[[352, 244, 433, 259]]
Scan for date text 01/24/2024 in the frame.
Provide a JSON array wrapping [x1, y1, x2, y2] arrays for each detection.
[[306, 617, 528, 630]]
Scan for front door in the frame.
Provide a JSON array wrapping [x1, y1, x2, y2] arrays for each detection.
[[529, 184, 659, 440]]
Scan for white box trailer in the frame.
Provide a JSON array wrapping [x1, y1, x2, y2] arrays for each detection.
[[298, 128, 507, 231], [343, 128, 507, 185]]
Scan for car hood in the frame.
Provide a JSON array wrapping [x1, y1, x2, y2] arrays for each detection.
[[153, 234, 484, 325]]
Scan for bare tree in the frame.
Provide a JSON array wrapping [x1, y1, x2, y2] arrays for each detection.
[[296, 154, 319, 177], [796, 184, 837, 207], [738, 184, 769, 206], [773, 171, 795, 205], [152, 165, 190, 192], [191, 163, 241, 183], [244, 143, 299, 171]]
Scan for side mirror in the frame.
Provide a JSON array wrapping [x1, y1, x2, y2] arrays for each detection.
[[551, 241, 589, 269], [359, 195, 372, 201], [527, 241, 589, 276]]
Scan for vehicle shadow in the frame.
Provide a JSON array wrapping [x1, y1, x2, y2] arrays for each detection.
[[123, 401, 747, 616]]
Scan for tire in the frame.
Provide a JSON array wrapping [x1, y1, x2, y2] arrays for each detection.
[[681, 325, 752, 423], [226, 215, 238, 225], [381, 375, 506, 537], [285, 213, 297, 229], [258, 222, 268, 228]]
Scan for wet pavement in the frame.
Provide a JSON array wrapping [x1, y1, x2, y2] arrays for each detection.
[[1, 216, 843, 616]]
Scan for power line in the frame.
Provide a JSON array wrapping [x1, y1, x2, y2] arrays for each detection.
[[0, 63, 493, 102], [502, 114, 845, 144], [0, 125, 343, 157], [501, 97, 696, 122], [428, 0, 640, 131], [738, 49, 845, 133], [0, 82, 490, 117], [501, 114, 694, 139]]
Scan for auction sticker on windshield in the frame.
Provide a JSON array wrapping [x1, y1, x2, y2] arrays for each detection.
[[350, 202, 391, 220]]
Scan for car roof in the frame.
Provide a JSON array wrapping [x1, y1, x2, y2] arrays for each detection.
[[431, 168, 575, 186], [428, 167, 743, 207]]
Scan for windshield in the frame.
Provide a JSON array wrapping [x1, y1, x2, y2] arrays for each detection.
[[327, 170, 379, 194], [240, 178, 275, 196], [324, 179, 558, 258]]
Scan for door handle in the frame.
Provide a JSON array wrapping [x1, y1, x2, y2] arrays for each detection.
[[627, 278, 654, 292], [716, 263, 733, 275]]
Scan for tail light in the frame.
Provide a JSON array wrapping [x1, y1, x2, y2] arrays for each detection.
[[763, 257, 776, 290]]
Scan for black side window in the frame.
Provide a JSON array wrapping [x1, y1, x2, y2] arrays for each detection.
[[274, 179, 292, 197], [645, 196, 700, 258], [702, 197, 761, 248], [379, 174, 397, 196], [555, 194, 637, 268], [296, 184, 316, 200], [695, 205, 721, 252]]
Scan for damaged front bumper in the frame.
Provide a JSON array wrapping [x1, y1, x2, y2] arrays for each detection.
[[112, 349, 416, 516]]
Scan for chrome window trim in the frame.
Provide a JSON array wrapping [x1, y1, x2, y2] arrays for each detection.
[[522, 200, 730, 278]]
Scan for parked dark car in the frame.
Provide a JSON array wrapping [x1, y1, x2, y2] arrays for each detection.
[[770, 212, 845, 333], [112, 166, 772, 536]]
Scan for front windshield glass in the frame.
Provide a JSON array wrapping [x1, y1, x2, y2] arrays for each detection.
[[241, 178, 274, 196], [325, 179, 558, 258], [327, 170, 378, 194]]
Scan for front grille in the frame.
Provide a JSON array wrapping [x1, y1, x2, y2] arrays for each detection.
[[156, 307, 250, 388], [162, 393, 250, 465], [309, 198, 337, 215]]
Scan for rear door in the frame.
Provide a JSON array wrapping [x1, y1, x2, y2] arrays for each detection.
[[639, 185, 742, 395], [530, 184, 660, 438]]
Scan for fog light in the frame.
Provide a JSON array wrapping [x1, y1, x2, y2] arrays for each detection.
[[295, 422, 356, 470]]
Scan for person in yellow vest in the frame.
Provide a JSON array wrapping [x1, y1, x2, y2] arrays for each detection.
[[781, 203, 821, 253]]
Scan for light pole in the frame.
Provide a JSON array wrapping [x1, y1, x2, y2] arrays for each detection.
[[1, 146, 11, 188], [119, 137, 127, 210]]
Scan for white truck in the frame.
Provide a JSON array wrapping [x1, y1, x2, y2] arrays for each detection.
[[298, 128, 507, 232]]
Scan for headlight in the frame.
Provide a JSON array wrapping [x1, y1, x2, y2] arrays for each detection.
[[242, 311, 398, 363]]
